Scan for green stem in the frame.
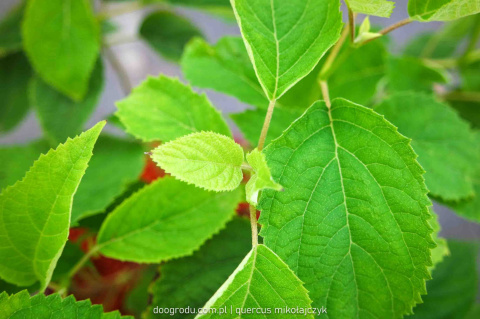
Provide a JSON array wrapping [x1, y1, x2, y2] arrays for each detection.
[[258, 99, 277, 151], [348, 8, 355, 43], [249, 205, 258, 247], [320, 80, 331, 109], [442, 91, 480, 103], [362, 18, 412, 46], [318, 25, 350, 80], [103, 46, 133, 95], [67, 245, 100, 280]]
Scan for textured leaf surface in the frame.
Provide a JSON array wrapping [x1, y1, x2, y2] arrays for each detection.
[[116, 76, 231, 142], [197, 244, 313, 318], [345, 0, 395, 17], [146, 217, 251, 319], [408, 0, 480, 21], [375, 92, 478, 201], [0, 2, 23, 56], [22, 0, 100, 100], [97, 177, 242, 262], [246, 149, 282, 205], [231, 0, 342, 100], [387, 56, 447, 93], [409, 241, 479, 319], [140, 11, 202, 62], [428, 208, 449, 270], [0, 53, 32, 133], [259, 99, 435, 318], [151, 132, 244, 191], [72, 135, 144, 224], [0, 290, 129, 318], [0, 122, 104, 289], [32, 60, 104, 145]]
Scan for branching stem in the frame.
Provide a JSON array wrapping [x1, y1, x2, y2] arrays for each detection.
[[362, 18, 412, 45]]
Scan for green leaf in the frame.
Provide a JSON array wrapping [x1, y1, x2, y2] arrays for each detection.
[[71, 135, 145, 224], [345, 0, 395, 18], [0, 2, 24, 56], [116, 75, 231, 142], [197, 244, 313, 318], [151, 132, 244, 191], [246, 149, 282, 205], [97, 177, 242, 262], [408, 0, 480, 21], [0, 290, 130, 318], [231, 0, 343, 100], [387, 56, 448, 93], [0, 140, 50, 190], [22, 0, 100, 100], [148, 0, 233, 18], [428, 208, 449, 271], [146, 217, 251, 319], [0, 122, 104, 289], [408, 241, 479, 319], [0, 53, 32, 133], [140, 11, 202, 62], [259, 99, 435, 318], [375, 92, 479, 201], [31, 59, 104, 146]]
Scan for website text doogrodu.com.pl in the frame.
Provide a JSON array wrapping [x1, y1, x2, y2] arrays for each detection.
[[151, 306, 328, 316]]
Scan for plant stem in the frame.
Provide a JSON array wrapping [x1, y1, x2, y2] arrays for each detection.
[[249, 205, 259, 246], [362, 18, 412, 45], [442, 91, 480, 103], [258, 99, 277, 151], [320, 80, 331, 109], [318, 25, 350, 80], [348, 8, 355, 43], [67, 245, 100, 280], [103, 46, 133, 95]]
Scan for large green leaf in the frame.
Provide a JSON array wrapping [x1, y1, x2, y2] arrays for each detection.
[[116, 75, 231, 142], [375, 92, 478, 201], [408, 0, 480, 21], [0, 290, 129, 318], [140, 11, 202, 62], [0, 2, 24, 56], [151, 132, 244, 191], [71, 135, 144, 224], [22, 0, 100, 100], [0, 53, 32, 133], [231, 0, 342, 100], [0, 122, 104, 289], [409, 241, 479, 319], [146, 217, 251, 319], [259, 99, 435, 318], [97, 177, 242, 262], [197, 244, 313, 318], [31, 60, 104, 146], [345, 0, 395, 17]]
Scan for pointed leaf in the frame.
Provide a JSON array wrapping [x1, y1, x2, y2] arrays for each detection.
[[259, 99, 435, 318], [146, 217, 251, 319], [97, 177, 242, 262], [0, 122, 105, 289], [22, 0, 100, 100], [345, 0, 395, 18], [197, 244, 313, 318], [140, 11, 202, 62], [246, 149, 282, 205], [231, 0, 343, 100], [0, 53, 32, 133], [0, 290, 130, 318], [116, 75, 231, 142], [375, 92, 479, 201], [408, 0, 480, 21], [31, 59, 104, 146], [151, 132, 244, 191]]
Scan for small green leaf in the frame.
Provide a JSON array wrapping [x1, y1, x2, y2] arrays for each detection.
[[97, 177, 242, 262], [0, 53, 32, 133], [231, 0, 343, 100], [259, 99, 435, 318], [246, 149, 282, 205], [345, 0, 395, 17], [0, 290, 130, 318], [197, 244, 313, 318], [375, 92, 479, 201], [22, 0, 100, 100], [71, 135, 145, 224], [408, 0, 480, 21], [408, 241, 479, 319], [151, 132, 244, 192], [0, 2, 24, 56], [146, 217, 251, 319], [140, 11, 202, 62], [116, 75, 231, 142], [31, 59, 104, 146], [0, 122, 105, 289]]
